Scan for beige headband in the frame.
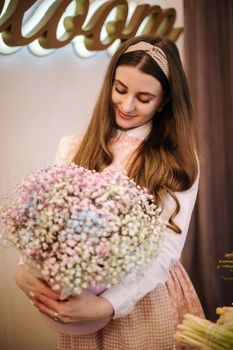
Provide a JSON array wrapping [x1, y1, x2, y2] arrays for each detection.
[[124, 41, 170, 79]]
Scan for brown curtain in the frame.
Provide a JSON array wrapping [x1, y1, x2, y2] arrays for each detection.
[[183, 0, 233, 320]]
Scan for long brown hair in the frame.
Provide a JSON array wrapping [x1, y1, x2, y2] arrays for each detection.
[[73, 35, 198, 234]]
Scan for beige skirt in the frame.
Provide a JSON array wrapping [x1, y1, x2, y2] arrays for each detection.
[[57, 262, 204, 350]]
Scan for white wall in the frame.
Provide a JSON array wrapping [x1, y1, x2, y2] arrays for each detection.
[[0, 1, 183, 349]]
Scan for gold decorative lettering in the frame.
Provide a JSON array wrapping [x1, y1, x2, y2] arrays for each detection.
[[143, 7, 176, 37], [39, 0, 90, 49], [0, 0, 17, 32], [84, 0, 128, 51], [0, 0, 183, 56], [2, 0, 45, 46]]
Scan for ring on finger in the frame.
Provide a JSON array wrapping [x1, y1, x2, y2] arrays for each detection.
[[53, 311, 59, 321]]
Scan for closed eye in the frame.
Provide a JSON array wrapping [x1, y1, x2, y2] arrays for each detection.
[[114, 86, 151, 104], [115, 86, 126, 94], [137, 97, 151, 104]]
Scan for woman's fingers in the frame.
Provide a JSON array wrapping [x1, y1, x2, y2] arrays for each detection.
[[15, 265, 60, 300], [32, 292, 71, 323], [35, 280, 60, 300], [32, 298, 62, 322], [33, 292, 60, 310]]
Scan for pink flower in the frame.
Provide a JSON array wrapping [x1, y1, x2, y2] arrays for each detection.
[[0, 164, 165, 295]]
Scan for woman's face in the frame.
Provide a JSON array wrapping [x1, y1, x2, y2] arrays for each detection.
[[111, 65, 164, 130]]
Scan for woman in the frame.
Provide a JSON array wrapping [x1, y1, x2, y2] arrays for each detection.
[[15, 35, 204, 349]]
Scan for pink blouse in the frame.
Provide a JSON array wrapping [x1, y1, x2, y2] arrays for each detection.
[[53, 121, 200, 319]]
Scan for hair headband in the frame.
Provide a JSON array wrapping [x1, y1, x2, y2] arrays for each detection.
[[124, 41, 170, 79]]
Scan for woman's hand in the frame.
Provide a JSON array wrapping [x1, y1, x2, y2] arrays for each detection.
[[14, 264, 60, 301], [31, 290, 114, 324]]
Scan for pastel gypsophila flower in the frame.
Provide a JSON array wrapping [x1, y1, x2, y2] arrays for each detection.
[[0, 164, 166, 298]]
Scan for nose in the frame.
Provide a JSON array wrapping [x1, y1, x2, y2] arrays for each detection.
[[120, 94, 136, 114]]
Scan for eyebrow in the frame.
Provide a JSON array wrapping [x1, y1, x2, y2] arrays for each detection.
[[114, 79, 157, 97]]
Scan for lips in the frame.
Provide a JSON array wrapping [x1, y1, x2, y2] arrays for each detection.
[[116, 107, 135, 119]]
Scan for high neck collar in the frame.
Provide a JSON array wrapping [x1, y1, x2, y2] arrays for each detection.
[[115, 120, 152, 140]]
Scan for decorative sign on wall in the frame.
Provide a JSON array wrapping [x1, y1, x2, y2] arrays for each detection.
[[0, 0, 183, 57]]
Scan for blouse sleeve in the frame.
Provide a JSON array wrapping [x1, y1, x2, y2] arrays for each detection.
[[53, 135, 83, 166], [100, 169, 200, 319]]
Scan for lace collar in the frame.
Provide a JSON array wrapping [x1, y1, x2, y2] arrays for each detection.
[[115, 120, 152, 141]]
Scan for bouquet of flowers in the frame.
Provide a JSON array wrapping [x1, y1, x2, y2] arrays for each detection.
[[0, 163, 166, 334], [175, 307, 233, 349]]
